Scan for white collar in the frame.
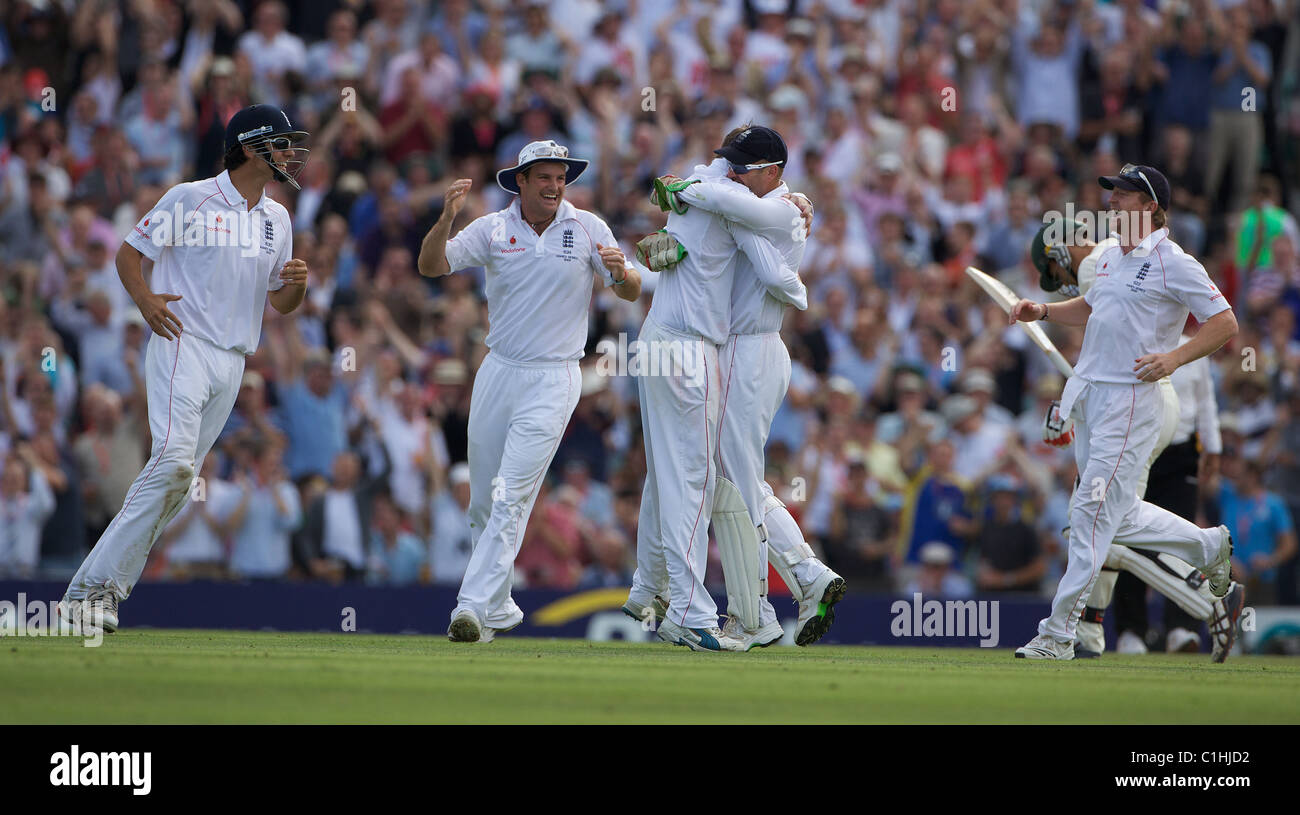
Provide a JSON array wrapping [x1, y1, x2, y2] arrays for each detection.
[[216, 170, 270, 211]]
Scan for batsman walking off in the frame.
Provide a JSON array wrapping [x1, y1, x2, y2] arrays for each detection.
[[59, 104, 312, 632], [418, 141, 639, 643], [1010, 164, 1238, 660]]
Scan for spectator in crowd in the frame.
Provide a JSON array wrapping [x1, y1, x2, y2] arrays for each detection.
[[298, 450, 387, 583], [825, 452, 895, 592], [1217, 458, 1297, 605], [429, 462, 473, 586], [897, 438, 973, 574], [72, 386, 145, 544], [0, 445, 55, 577], [902, 541, 973, 598], [225, 440, 301, 581], [577, 528, 633, 589], [0, 0, 1295, 606], [973, 475, 1045, 594], [366, 490, 425, 587]]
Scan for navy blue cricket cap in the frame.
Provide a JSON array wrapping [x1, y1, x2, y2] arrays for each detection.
[[714, 125, 788, 168], [1099, 163, 1171, 211]]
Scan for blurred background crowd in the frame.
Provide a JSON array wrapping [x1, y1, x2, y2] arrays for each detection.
[[0, 0, 1298, 618]]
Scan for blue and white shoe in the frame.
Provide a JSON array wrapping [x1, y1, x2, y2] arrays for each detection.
[[657, 618, 744, 652]]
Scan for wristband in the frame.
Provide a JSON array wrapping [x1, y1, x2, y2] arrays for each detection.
[[1039, 303, 1049, 321]]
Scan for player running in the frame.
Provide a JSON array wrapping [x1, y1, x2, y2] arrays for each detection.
[[59, 104, 311, 632], [417, 141, 640, 644], [1010, 163, 1238, 660], [636, 125, 846, 649], [623, 129, 803, 652], [1031, 219, 1245, 661]]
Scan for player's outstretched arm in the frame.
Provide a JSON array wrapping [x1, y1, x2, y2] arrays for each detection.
[[1009, 296, 1091, 326], [270, 259, 308, 314], [418, 178, 472, 278]]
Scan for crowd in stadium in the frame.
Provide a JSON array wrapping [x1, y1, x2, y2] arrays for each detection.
[[0, 0, 1298, 613]]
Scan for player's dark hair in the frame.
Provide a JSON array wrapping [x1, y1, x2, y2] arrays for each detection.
[[223, 143, 250, 171]]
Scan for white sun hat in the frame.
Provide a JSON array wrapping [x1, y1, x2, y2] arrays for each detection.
[[496, 140, 589, 195]]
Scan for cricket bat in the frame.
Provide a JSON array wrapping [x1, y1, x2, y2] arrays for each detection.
[[964, 266, 1075, 378]]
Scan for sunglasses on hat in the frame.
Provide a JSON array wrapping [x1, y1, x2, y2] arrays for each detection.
[[728, 160, 782, 175], [1118, 163, 1158, 204]]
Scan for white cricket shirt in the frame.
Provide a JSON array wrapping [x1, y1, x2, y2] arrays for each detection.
[[445, 198, 620, 363], [678, 159, 808, 335], [125, 171, 292, 355], [1074, 228, 1230, 384], [1169, 335, 1222, 452], [650, 166, 792, 345]]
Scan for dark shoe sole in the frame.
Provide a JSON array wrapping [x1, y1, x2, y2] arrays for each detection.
[[448, 617, 480, 643], [796, 577, 847, 646]]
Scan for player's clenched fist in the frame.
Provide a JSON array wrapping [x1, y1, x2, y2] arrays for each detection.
[[442, 178, 473, 222], [137, 291, 184, 340], [279, 258, 309, 287], [595, 243, 627, 282]]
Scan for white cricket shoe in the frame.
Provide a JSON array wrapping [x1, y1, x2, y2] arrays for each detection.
[[55, 599, 105, 635], [1166, 627, 1201, 653], [621, 595, 668, 627], [1116, 630, 1148, 654], [82, 589, 119, 633], [1015, 634, 1075, 660], [795, 570, 847, 646], [1209, 582, 1245, 664], [1206, 525, 1233, 598], [448, 609, 519, 643], [721, 615, 784, 651], [657, 618, 745, 652], [448, 609, 483, 643]]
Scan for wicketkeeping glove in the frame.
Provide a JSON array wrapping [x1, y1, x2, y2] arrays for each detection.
[[650, 175, 697, 215], [636, 229, 687, 272], [1042, 399, 1075, 447]]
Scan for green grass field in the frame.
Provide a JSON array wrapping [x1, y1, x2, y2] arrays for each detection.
[[3, 630, 1298, 724]]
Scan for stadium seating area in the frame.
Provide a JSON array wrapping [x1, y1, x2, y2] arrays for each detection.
[[0, 0, 1297, 612]]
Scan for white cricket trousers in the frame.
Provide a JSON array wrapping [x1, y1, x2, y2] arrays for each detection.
[[454, 352, 579, 629], [1040, 380, 1222, 642], [629, 316, 722, 630], [66, 332, 244, 601], [717, 332, 827, 624]]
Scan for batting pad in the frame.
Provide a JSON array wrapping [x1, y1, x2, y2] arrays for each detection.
[[1105, 544, 1213, 620], [713, 477, 764, 630]]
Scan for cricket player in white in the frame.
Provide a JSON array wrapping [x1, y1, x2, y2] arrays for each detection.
[[1032, 219, 1244, 661], [59, 104, 311, 632], [640, 126, 846, 649], [417, 141, 640, 643], [1011, 164, 1237, 659], [623, 129, 802, 652]]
